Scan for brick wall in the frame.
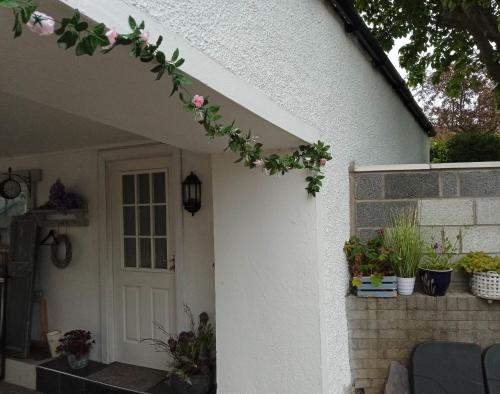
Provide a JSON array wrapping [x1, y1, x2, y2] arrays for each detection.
[[347, 294, 500, 394], [348, 163, 500, 393]]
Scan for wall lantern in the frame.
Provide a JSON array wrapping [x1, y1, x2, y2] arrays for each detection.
[[182, 172, 201, 216]]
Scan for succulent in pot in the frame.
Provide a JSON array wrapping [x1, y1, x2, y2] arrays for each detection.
[[56, 330, 95, 369], [456, 252, 500, 302], [419, 235, 459, 296], [383, 209, 423, 295]]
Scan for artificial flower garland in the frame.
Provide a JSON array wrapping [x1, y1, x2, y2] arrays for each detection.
[[1, 1, 332, 196]]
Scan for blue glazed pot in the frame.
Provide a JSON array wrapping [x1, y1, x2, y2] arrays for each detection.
[[419, 269, 452, 296]]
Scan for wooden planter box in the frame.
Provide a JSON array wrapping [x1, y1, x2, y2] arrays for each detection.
[[357, 276, 397, 298]]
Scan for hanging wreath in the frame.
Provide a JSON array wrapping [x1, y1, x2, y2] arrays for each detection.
[[0, 1, 332, 196], [51, 234, 72, 269]]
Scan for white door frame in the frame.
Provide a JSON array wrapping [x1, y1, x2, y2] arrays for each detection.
[[97, 143, 185, 364]]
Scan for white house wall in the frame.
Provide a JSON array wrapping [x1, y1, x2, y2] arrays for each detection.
[[113, 1, 428, 392], [0, 145, 215, 361], [211, 153, 322, 394]]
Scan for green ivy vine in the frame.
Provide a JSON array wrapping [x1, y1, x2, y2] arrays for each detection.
[[1, 0, 332, 196]]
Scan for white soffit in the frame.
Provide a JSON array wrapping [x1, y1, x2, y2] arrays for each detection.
[[0, 0, 318, 154]]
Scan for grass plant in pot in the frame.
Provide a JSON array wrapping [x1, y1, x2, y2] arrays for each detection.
[[56, 330, 95, 370], [344, 233, 396, 296], [419, 236, 459, 296], [147, 306, 215, 394], [383, 209, 423, 296]]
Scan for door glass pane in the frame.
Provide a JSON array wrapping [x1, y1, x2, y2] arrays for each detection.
[[155, 238, 168, 269], [153, 173, 166, 203], [124, 238, 137, 268], [122, 175, 135, 204], [154, 205, 167, 236], [139, 206, 151, 236], [139, 238, 152, 268], [123, 207, 136, 236], [138, 174, 150, 204]]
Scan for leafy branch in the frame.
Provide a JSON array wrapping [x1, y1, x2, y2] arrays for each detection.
[[0, 0, 333, 195]]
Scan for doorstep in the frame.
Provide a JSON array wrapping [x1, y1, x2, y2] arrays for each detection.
[[36, 358, 172, 394]]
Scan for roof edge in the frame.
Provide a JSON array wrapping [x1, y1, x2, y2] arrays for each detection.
[[328, 0, 435, 136]]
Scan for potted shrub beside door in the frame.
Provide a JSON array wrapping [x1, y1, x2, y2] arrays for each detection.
[[419, 236, 459, 296], [383, 210, 423, 296], [148, 307, 216, 394]]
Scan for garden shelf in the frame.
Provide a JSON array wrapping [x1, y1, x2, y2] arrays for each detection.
[[357, 276, 397, 298], [27, 208, 89, 227]]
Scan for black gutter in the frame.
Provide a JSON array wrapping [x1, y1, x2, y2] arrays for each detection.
[[327, 0, 435, 136]]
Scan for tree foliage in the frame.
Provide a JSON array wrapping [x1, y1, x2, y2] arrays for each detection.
[[416, 70, 499, 135], [354, 0, 500, 102]]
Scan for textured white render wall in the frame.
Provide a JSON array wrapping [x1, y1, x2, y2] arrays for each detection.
[[211, 153, 322, 394], [120, 0, 428, 392], [0, 146, 215, 361]]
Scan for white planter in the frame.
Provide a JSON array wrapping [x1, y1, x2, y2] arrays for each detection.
[[46, 330, 61, 358], [397, 277, 416, 295]]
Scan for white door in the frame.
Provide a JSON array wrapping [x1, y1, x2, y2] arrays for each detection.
[[109, 157, 176, 370]]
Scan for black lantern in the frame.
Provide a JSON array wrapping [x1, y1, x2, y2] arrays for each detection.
[[182, 172, 201, 216]]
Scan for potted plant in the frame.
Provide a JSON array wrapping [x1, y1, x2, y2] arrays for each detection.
[[383, 209, 423, 296], [56, 330, 95, 369], [419, 235, 460, 296], [148, 307, 216, 394], [344, 233, 397, 297], [456, 252, 500, 302]]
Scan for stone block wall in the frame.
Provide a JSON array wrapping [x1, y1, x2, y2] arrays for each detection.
[[352, 163, 500, 291], [348, 163, 500, 393], [347, 293, 500, 394]]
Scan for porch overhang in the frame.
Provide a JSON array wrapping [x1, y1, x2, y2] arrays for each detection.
[[0, 0, 318, 156]]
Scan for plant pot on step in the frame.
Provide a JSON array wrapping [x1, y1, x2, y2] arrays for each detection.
[[397, 277, 416, 295], [171, 373, 211, 394], [67, 353, 89, 369], [420, 268, 452, 296]]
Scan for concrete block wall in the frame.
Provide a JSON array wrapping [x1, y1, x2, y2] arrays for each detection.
[[349, 163, 500, 393], [352, 163, 500, 291], [347, 293, 500, 394]]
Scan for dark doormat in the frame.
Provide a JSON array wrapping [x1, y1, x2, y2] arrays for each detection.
[[87, 363, 166, 392]]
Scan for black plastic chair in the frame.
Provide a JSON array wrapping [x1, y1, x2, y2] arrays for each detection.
[[484, 344, 500, 394], [411, 341, 486, 394]]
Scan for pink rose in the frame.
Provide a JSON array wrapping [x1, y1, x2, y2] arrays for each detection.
[[103, 28, 118, 49], [27, 12, 55, 36], [320, 158, 327, 166], [192, 95, 205, 108], [253, 159, 264, 167], [139, 31, 150, 43]]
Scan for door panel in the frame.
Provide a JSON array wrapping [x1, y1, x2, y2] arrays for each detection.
[[109, 158, 176, 370]]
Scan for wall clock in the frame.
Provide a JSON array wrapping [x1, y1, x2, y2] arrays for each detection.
[[0, 168, 30, 200], [0, 176, 22, 200]]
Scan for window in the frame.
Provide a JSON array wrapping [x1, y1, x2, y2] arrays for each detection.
[[121, 172, 170, 270]]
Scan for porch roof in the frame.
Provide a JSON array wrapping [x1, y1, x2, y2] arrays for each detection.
[[0, 0, 316, 157]]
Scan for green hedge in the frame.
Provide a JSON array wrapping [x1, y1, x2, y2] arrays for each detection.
[[430, 132, 500, 163]]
